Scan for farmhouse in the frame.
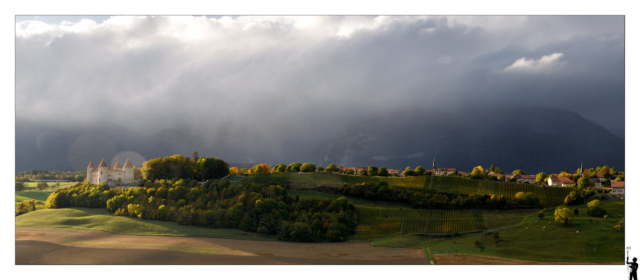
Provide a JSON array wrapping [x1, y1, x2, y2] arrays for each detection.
[[547, 176, 575, 187], [589, 178, 602, 188], [611, 181, 625, 195], [520, 175, 536, 183], [86, 159, 135, 186]]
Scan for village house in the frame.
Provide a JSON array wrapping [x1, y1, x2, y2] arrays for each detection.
[[520, 175, 536, 184], [611, 181, 625, 195], [588, 178, 602, 188], [547, 176, 575, 187], [434, 168, 456, 176]]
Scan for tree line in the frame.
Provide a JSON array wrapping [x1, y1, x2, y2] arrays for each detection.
[[45, 179, 358, 242], [335, 182, 541, 210]]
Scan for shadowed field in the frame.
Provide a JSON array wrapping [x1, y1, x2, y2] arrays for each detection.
[[15, 228, 428, 265]]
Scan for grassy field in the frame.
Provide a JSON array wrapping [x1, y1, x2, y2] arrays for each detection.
[[371, 199, 625, 264], [15, 208, 277, 241], [354, 207, 537, 240], [15, 191, 54, 203]]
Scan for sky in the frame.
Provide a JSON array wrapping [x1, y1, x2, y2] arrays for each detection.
[[15, 16, 625, 164]]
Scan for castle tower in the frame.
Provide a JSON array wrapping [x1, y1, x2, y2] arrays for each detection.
[[98, 159, 109, 184], [123, 159, 134, 183], [87, 161, 95, 183]]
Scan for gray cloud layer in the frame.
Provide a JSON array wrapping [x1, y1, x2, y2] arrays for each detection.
[[16, 16, 624, 164]]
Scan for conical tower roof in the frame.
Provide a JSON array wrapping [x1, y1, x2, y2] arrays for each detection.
[[123, 159, 133, 168], [98, 159, 107, 167], [113, 161, 122, 169], [88, 161, 95, 168]]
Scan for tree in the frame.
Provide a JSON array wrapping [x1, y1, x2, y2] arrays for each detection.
[[287, 162, 302, 172], [535, 172, 548, 184], [537, 211, 545, 219], [489, 164, 495, 173], [378, 167, 389, 177], [368, 166, 379, 176], [577, 177, 592, 189], [573, 208, 580, 216], [587, 199, 607, 217], [241, 168, 248, 175], [498, 175, 505, 181], [192, 150, 199, 163], [470, 167, 483, 179], [316, 167, 325, 172], [300, 163, 316, 173], [325, 163, 340, 173], [15, 182, 25, 191], [197, 157, 230, 180], [37, 182, 49, 190], [600, 166, 611, 179], [229, 167, 239, 175], [474, 240, 481, 247], [512, 169, 525, 175], [404, 166, 415, 176], [494, 167, 503, 174], [554, 207, 574, 225], [346, 168, 355, 175], [276, 164, 287, 173], [415, 166, 426, 176]]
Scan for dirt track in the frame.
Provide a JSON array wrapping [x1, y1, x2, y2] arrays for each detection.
[[16, 227, 427, 265]]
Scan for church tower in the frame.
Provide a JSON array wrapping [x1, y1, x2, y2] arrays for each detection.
[[580, 163, 584, 178], [433, 158, 437, 171]]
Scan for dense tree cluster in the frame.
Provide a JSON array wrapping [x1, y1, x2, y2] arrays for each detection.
[[141, 155, 229, 181], [45, 180, 358, 242], [15, 182, 25, 191], [563, 189, 596, 205], [15, 199, 36, 216], [336, 182, 540, 210]]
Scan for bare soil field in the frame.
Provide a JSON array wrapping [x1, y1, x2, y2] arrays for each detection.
[[433, 254, 615, 265], [16, 227, 427, 265]]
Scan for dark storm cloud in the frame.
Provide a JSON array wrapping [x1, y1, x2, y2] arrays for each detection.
[[15, 16, 624, 164]]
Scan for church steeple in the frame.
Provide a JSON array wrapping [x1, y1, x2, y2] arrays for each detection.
[[433, 158, 437, 171], [580, 163, 584, 178]]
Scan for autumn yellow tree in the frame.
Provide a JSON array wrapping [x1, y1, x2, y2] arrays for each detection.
[[260, 164, 270, 174], [229, 167, 239, 175]]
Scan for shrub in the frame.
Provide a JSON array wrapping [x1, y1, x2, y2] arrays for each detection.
[[586, 199, 607, 218], [554, 207, 574, 225], [537, 211, 545, 219]]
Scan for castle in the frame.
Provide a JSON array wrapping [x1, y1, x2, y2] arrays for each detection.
[[87, 159, 135, 186]]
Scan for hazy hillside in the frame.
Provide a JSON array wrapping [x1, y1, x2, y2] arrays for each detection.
[[16, 105, 624, 174], [311, 105, 624, 174]]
